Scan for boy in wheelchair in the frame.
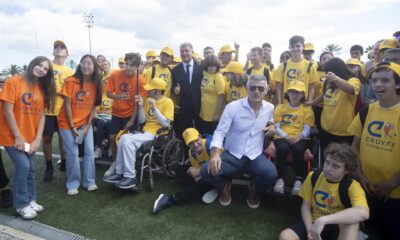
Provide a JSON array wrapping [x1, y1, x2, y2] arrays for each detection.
[[152, 128, 222, 214], [103, 78, 174, 189]]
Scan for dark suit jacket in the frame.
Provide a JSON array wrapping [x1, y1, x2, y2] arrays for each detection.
[[171, 60, 203, 117]]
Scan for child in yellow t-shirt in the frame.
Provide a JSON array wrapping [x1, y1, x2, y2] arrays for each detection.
[[273, 81, 314, 195], [221, 61, 248, 103], [279, 143, 369, 240]]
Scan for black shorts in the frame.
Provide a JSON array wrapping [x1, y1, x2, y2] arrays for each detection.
[[43, 115, 59, 136], [109, 116, 131, 135], [289, 220, 339, 240]]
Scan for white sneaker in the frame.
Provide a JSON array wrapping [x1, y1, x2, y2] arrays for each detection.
[[94, 147, 102, 159], [56, 159, 61, 166], [87, 185, 98, 191], [202, 189, 219, 204], [291, 180, 302, 195], [17, 205, 37, 220], [274, 178, 285, 194], [104, 161, 116, 177], [67, 189, 79, 196], [29, 201, 44, 212]]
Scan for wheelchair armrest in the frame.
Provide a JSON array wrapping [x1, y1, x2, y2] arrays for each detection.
[[156, 126, 170, 135], [310, 126, 320, 138]]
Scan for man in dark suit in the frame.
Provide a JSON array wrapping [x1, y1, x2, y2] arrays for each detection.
[[172, 42, 203, 139]]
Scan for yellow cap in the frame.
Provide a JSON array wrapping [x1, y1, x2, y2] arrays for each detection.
[[144, 77, 166, 91], [220, 45, 235, 54], [116, 129, 128, 145], [54, 40, 68, 52], [304, 42, 315, 51], [173, 56, 182, 63], [379, 39, 398, 50], [146, 50, 157, 58], [374, 62, 400, 78], [346, 58, 362, 67], [118, 57, 125, 63], [182, 128, 200, 145], [161, 47, 174, 56], [153, 57, 160, 63], [287, 81, 306, 92], [220, 61, 245, 74], [193, 52, 201, 59]]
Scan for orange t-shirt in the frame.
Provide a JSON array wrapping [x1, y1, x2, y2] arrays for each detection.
[[105, 69, 147, 118], [0, 76, 44, 146], [57, 77, 97, 130]]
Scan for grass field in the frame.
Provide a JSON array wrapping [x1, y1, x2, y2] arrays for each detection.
[[0, 136, 382, 240]]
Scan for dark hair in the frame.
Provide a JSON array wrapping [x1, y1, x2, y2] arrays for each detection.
[[324, 143, 358, 177], [202, 55, 221, 72], [25, 56, 56, 112], [373, 67, 400, 95], [279, 51, 291, 62], [262, 42, 272, 49], [125, 53, 141, 67], [289, 35, 305, 47], [384, 48, 400, 59], [350, 45, 364, 54], [318, 52, 334, 71], [203, 46, 214, 52], [226, 72, 247, 88], [73, 54, 102, 106], [251, 47, 264, 58], [284, 92, 305, 103], [323, 57, 355, 90]]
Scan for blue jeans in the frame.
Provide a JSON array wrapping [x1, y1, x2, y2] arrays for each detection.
[[200, 151, 277, 193], [60, 125, 96, 190], [5, 147, 36, 209]]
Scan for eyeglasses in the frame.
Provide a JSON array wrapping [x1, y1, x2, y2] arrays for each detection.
[[249, 86, 265, 92], [54, 45, 66, 50]]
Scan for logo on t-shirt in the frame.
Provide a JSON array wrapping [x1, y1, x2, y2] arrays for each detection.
[[21, 92, 41, 114], [119, 82, 132, 92], [365, 120, 396, 151], [22, 93, 33, 105], [282, 114, 299, 125], [231, 91, 238, 99], [201, 78, 210, 87], [147, 108, 155, 118], [76, 91, 86, 102], [102, 99, 111, 107]]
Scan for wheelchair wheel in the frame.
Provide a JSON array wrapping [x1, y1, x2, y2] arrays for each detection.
[[311, 138, 322, 171], [162, 138, 185, 178]]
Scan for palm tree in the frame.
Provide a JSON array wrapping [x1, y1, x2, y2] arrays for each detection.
[[1, 64, 22, 76], [323, 44, 342, 56]]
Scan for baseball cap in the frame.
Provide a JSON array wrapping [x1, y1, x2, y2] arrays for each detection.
[[182, 128, 200, 146], [379, 39, 398, 51], [144, 78, 166, 91], [373, 61, 400, 78], [118, 57, 125, 63], [54, 40, 68, 52], [287, 81, 306, 92], [153, 57, 160, 63], [173, 56, 182, 63], [146, 50, 157, 58], [220, 45, 235, 54], [346, 58, 362, 67], [220, 61, 245, 74], [161, 47, 174, 56], [304, 42, 315, 51]]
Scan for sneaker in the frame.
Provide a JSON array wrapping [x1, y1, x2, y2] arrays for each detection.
[[103, 173, 123, 183], [291, 180, 302, 195], [273, 178, 285, 194], [29, 201, 44, 212], [43, 167, 54, 182], [94, 147, 102, 159], [16, 205, 37, 220], [153, 194, 173, 214], [115, 177, 138, 190], [247, 180, 260, 209], [87, 185, 98, 191], [202, 189, 219, 204], [219, 182, 231, 206], [0, 189, 12, 208], [59, 159, 66, 171], [67, 189, 79, 196], [104, 161, 116, 177]]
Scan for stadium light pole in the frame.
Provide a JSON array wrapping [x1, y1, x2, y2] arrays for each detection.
[[83, 13, 94, 54]]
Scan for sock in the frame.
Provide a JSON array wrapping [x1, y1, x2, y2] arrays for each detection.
[[46, 160, 53, 169]]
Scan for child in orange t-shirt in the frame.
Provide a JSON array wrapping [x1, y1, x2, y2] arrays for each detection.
[[0, 56, 56, 219], [58, 54, 102, 196]]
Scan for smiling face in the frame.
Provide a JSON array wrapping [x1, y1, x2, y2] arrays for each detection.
[[289, 42, 304, 58], [180, 45, 193, 63], [247, 78, 268, 103], [32, 60, 50, 80], [53, 44, 68, 58], [80, 57, 95, 77]]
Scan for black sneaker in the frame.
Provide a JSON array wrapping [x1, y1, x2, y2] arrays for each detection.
[[115, 177, 137, 190], [103, 174, 123, 183], [153, 194, 173, 214], [43, 167, 54, 182], [59, 159, 66, 171], [0, 189, 12, 208]]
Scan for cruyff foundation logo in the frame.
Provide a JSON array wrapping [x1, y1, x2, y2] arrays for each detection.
[[367, 121, 396, 139], [365, 120, 396, 150], [21, 92, 42, 113], [314, 191, 336, 208], [75, 90, 87, 102], [324, 88, 335, 99], [282, 114, 299, 125], [147, 107, 155, 118], [119, 82, 132, 92], [287, 69, 303, 80], [231, 91, 238, 100], [201, 78, 210, 87]]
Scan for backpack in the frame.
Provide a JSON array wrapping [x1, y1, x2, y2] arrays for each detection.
[[358, 104, 370, 128], [246, 67, 270, 84], [311, 171, 353, 209]]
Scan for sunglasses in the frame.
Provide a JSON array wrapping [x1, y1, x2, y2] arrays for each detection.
[[281, 55, 290, 60], [249, 86, 265, 92], [54, 45, 66, 50]]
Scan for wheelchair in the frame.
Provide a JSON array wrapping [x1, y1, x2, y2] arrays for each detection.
[[117, 124, 185, 191]]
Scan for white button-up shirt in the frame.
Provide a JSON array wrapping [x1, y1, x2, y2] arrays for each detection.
[[211, 97, 274, 160]]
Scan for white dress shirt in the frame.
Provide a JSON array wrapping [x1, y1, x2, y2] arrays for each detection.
[[211, 97, 275, 160], [182, 59, 194, 84]]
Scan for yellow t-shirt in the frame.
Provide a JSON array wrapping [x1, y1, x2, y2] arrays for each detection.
[[299, 171, 368, 221], [274, 103, 314, 138], [45, 63, 74, 115], [224, 77, 247, 103], [321, 78, 360, 136], [188, 138, 224, 169], [347, 102, 400, 198], [143, 65, 172, 98], [199, 72, 225, 122], [143, 96, 174, 135], [314, 71, 326, 107], [275, 59, 318, 98], [248, 66, 276, 91]]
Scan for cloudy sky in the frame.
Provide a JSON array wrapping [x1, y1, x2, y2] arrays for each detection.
[[0, 0, 399, 70]]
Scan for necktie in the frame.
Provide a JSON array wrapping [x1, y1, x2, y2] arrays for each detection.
[[186, 64, 191, 84]]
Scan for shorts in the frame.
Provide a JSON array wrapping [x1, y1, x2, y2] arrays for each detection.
[[289, 220, 339, 240], [110, 116, 131, 135], [43, 115, 59, 136]]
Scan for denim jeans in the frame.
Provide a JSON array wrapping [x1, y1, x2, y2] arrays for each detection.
[[60, 125, 96, 191], [200, 151, 277, 193], [4, 147, 36, 209]]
